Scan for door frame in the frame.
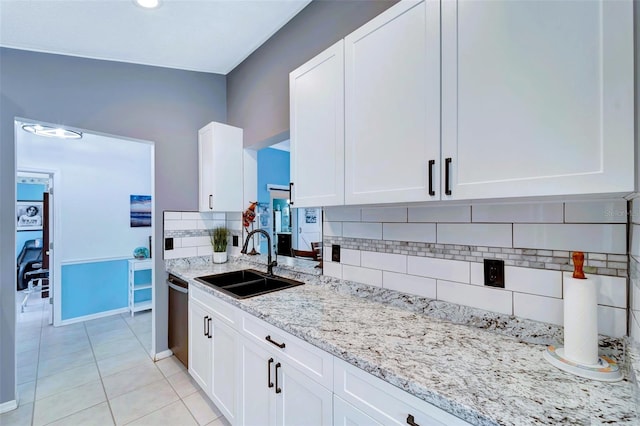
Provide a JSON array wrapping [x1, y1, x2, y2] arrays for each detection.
[[14, 118, 156, 358], [16, 168, 59, 323]]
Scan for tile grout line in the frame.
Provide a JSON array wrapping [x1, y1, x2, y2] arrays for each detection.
[[85, 319, 117, 426], [30, 298, 45, 426]]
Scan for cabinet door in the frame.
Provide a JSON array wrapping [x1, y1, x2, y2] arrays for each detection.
[[333, 395, 382, 426], [290, 40, 345, 207], [239, 337, 275, 426], [441, 0, 634, 200], [344, 0, 441, 205], [211, 319, 239, 424], [276, 362, 333, 426], [189, 300, 212, 394], [198, 122, 244, 212]]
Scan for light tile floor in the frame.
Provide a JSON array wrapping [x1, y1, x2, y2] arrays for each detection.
[[2, 292, 231, 426]]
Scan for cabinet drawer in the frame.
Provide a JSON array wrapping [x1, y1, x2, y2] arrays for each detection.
[[190, 285, 238, 327], [334, 358, 470, 426], [240, 313, 333, 389]]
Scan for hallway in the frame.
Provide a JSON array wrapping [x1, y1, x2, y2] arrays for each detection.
[[1, 293, 229, 426]]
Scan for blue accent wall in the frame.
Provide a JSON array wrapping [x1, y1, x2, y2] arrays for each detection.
[[257, 148, 290, 253], [16, 183, 45, 257], [18, 183, 45, 201], [257, 148, 290, 204], [61, 260, 128, 320]]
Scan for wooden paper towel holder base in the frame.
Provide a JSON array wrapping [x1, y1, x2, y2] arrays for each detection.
[[543, 345, 623, 382]]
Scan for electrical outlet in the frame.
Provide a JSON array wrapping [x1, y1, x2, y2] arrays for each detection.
[[484, 259, 504, 288], [232, 235, 239, 247], [164, 237, 174, 251], [332, 245, 341, 263]]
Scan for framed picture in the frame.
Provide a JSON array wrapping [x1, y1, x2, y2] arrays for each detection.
[[305, 208, 317, 224], [130, 195, 152, 227], [17, 201, 43, 231]]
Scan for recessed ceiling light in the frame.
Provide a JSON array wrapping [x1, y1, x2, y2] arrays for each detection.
[[135, 0, 161, 9], [22, 124, 82, 140]]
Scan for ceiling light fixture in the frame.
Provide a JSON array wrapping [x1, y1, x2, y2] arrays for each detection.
[[22, 123, 83, 140], [134, 0, 161, 9]]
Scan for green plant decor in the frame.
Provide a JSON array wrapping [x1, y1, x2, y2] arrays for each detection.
[[210, 227, 229, 252]]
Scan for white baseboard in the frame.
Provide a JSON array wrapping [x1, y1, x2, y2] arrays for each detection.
[[59, 307, 129, 326], [0, 399, 18, 414], [154, 349, 173, 361]]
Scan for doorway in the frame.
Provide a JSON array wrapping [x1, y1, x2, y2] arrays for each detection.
[[15, 118, 155, 352], [16, 172, 53, 322], [253, 139, 323, 263]]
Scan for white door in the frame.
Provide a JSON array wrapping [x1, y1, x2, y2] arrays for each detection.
[[295, 208, 321, 251], [239, 337, 275, 426], [344, 0, 441, 205], [290, 40, 345, 207], [211, 320, 239, 423], [441, 0, 634, 200], [276, 361, 333, 426], [188, 300, 212, 394]]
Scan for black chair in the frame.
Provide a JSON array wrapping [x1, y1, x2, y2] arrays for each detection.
[[16, 239, 43, 291]]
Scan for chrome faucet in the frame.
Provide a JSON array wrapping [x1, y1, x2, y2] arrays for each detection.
[[241, 229, 278, 276]]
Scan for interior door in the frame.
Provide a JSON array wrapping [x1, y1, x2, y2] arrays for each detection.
[[295, 208, 320, 251]]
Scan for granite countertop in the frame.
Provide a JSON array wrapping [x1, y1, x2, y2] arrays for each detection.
[[167, 256, 637, 425]]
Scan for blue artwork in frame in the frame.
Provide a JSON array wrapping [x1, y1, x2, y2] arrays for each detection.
[[130, 195, 151, 227]]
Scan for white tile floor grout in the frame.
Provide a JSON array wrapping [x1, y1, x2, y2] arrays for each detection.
[[2, 292, 230, 426]]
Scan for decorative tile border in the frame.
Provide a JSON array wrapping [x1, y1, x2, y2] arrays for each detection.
[[324, 236, 628, 278], [165, 229, 241, 239]]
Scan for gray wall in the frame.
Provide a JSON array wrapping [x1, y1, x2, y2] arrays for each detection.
[[0, 48, 226, 405], [227, 0, 398, 148]]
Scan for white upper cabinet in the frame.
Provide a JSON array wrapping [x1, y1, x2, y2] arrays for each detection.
[[290, 40, 345, 207], [344, 0, 441, 205], [198, 122, 244, 212], [441, 0, 635, 200]]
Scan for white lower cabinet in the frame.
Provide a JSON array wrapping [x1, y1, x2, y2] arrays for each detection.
[[237, 315, 333, 426], [188, 298, 212, 393], [189, 287, 239, 424], [211, 319, 239, 423], [334, 358, 470, 426], [333, 395, 381, 426]]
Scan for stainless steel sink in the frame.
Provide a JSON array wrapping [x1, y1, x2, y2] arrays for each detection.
[[195, 269, 304, 299]]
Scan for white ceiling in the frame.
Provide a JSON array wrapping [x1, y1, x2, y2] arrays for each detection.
[[0, 0, 311, 74]]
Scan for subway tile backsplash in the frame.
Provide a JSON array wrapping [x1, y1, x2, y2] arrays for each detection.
[[437, 223, 513, 247], [513, 223, 626, 254], [163, 211, 242, 260], [324, 199, 631, 337], [472, 202, 563, 223]]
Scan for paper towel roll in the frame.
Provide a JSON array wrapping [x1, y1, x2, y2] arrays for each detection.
[[564, 275, 599, 365]]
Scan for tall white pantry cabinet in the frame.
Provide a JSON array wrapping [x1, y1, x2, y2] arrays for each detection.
[[289, 0, 635, 207]]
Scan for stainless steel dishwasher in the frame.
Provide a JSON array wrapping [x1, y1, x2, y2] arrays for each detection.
[[167, 273, 188, 368]]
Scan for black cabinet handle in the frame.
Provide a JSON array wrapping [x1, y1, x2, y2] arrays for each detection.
[[267, 358, 274, 388], [266, 335, 286, 349], [207, 317, 212, 338], [275, 362, 282, 394], [208, 195, 213, 210], [428, 160, 435, 196], [444, 157, 452, 196], [407, 414, 420, 426], [203, 316, 209, 337], [289, 182, 294, 205]]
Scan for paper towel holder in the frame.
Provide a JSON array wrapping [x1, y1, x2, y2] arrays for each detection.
[[542, 251, 623, 382]]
